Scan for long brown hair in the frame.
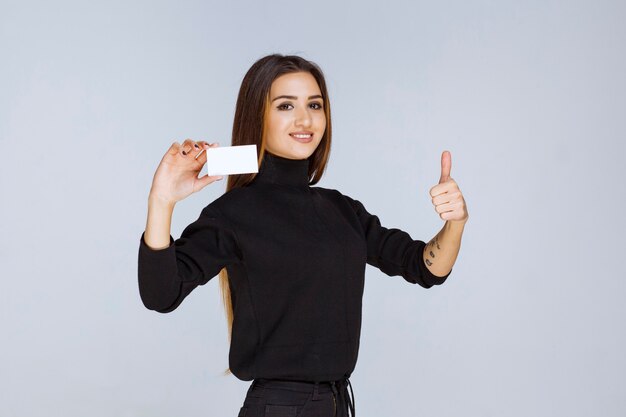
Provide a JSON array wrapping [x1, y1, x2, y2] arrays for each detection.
[[218, 53, 333, 376]]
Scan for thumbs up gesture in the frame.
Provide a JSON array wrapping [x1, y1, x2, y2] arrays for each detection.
[[429, 150, 468, 223]]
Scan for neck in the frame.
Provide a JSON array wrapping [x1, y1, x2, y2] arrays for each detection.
[[252, 151, 311, 187]]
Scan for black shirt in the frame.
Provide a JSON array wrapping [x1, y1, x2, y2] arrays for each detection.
[[138, 151, 451, 382]]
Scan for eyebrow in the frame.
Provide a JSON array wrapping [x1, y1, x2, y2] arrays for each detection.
[[271, 94, 323, 102]]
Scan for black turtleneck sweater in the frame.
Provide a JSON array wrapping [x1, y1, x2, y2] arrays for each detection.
[[138, 152, 451, 382]]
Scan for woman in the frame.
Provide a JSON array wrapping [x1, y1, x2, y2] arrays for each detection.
[[138, 53, 468, 417]]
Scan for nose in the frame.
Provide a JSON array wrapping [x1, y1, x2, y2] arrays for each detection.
[[295, 106, 312, 128]]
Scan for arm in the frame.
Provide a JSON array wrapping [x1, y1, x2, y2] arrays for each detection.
[[342, 193, 451, 288], [138, 199, 242, 313], [139, 140, 232, 313], [144, 194, 176, 250], [423, 219, 467, 277]]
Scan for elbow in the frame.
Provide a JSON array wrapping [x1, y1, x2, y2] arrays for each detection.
[[139, 290, 174, 313], [413, 267, 451, 289], [427, 278, 448, 289], [137, 275, 182, 313], [420, 253, 452, 288], [412, 277, 447, 289], [139, 294, 172, 313], [426, 269, 451, 288]]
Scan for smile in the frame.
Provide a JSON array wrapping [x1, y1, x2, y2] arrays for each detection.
[[289, 133, 314, 143]]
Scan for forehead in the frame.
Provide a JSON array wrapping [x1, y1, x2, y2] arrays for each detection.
[[270, 72, 321, 97]]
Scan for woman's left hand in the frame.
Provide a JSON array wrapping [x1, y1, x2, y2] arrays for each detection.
[[429, 150, 469, 223]]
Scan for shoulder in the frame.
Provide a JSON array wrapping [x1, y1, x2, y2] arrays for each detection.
[[310, 186, 362, 212], [311, 185, 345, 201], [198, 186, 254, 218]]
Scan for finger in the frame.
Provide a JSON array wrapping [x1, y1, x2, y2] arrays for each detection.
[[441, 209, 466, 222], [193, 141, 209, 164], [429, 182, 448, 198], [167, 141, 181, 155], [439, 150, 452, 184], [431, 192, 447, 206], [180, 138, 196, 156], [429, 178, 457, 198], [432, 190, 461, 206], [190, 140, 209, 158], [195, 142, 219, 166], [435, 201, 461, 214]]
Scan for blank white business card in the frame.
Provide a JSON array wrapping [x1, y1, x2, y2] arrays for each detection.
[[204, 144, 259, 176]]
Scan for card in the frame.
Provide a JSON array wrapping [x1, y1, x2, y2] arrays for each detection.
[[204, 144, 259, 176]]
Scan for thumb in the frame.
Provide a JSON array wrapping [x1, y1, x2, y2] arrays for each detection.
[[439, 150, 452, 184], [197, 174, 224, 191]]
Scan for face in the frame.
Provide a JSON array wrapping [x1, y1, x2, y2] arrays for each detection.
[[264, 71, 326, 160]]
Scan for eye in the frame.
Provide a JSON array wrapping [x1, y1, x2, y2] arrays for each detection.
[[277, 103, 293, 110], [310, 102, 323, 110]]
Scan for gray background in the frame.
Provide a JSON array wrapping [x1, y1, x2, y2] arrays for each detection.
[[1, 0, 624, 416]]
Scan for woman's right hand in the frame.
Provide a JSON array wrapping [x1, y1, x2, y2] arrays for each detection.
[[148, 139, 224, 205]]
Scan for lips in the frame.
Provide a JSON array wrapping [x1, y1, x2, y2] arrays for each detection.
[[289, 132, 313, 138], [289, 132, 314, 143]]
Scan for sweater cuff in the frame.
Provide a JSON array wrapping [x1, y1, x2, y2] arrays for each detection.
[[139, 231, 174, 252], [138, 231, 182, 311]]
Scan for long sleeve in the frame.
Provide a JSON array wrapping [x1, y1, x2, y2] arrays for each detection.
[[137, 204, 243, 313], [344, 194, 451, 288]]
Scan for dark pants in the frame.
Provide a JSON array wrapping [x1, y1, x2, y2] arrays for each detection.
[[237, 377, 355, 417]]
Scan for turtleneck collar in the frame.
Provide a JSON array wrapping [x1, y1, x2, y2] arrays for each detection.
[[251, 151, 311, 187]]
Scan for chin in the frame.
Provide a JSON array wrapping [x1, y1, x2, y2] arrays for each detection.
[[294, 146, 319, 160], [288, 151, 312, 160], [272, 145, 319, 160]]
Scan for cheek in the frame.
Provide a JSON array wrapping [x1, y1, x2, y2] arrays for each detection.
[[267, 114, 289, 134], [314, 113, 326, 127]]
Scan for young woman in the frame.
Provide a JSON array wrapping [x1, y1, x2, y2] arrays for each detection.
[[138, 53, 468, 417]]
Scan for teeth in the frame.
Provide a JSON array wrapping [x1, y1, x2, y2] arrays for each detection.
[[291, 134, 312, 138]]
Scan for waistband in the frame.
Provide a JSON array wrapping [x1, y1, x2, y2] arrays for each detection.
[[251, 377, 355, 417]]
